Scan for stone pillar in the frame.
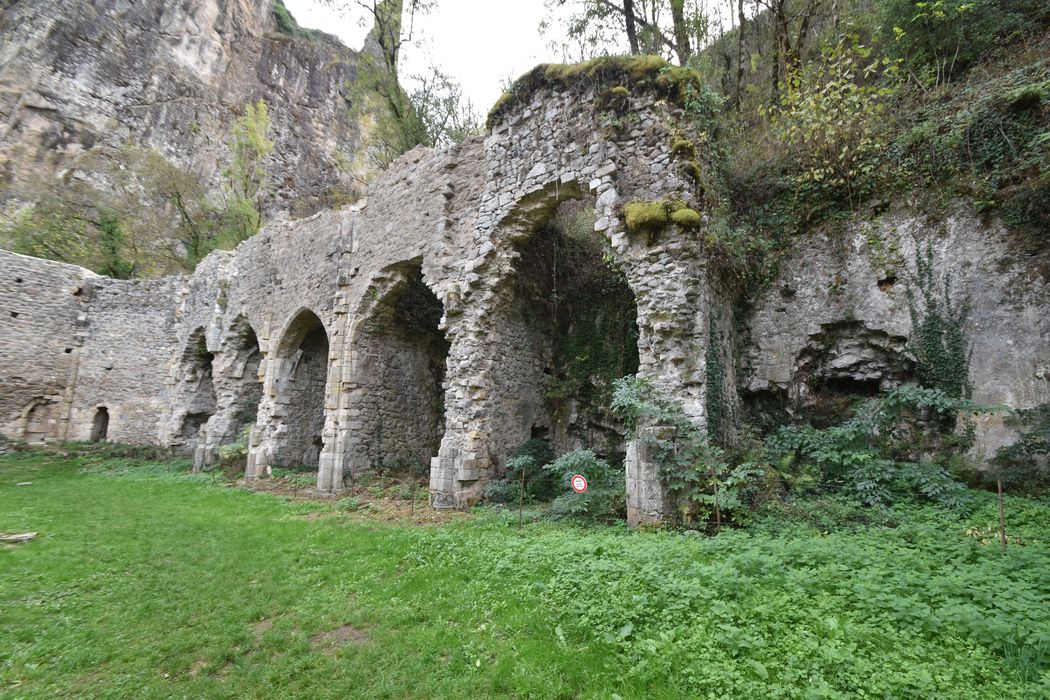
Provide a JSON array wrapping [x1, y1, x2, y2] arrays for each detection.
[[625, 428, 671, 526]]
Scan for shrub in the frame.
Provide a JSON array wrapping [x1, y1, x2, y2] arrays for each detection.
[[881, 0, 1042, 85], [992, 403, 1050, 495], [612, 376, 757, 528], [216, 426, 251, 465], [486, 439, 556, 504], [542, 449, 625, 520], [769, 36, 899, 210], [767, 386, 996, 507]]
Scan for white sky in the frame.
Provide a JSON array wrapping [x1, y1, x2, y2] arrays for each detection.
[[282, 0, 570, 114]]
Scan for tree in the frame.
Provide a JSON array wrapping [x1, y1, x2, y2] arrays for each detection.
[[410, 68, 483, 147], [335, 0, 480, 171], [224, 99, 274, 242], [543, 0, 713, 65], [751, 0, 821, 104]]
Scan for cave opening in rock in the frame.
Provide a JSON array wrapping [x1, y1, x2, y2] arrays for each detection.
[[272, 310, 329, 472], [353, 263, 449, 480], [506, 199, 640, 459], [174, 329, 216, 456]]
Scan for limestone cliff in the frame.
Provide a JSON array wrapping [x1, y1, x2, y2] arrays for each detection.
[[0, 0, 362, 215]]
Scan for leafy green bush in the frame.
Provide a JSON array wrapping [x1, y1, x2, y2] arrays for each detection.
[[216, 425, 251, 464], [542, 449, 625, 520], [337, 496, 364, 512], [882, 0, 1043, 84], [992, 402, 1050, 495], [768, 386, 995, 507], [612, 376, 757, 527], [770, 36, 900, 209], [490, 439, 556, 503]]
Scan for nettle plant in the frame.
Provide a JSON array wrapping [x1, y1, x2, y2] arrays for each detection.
[[768, 386, 997, 508], [612, 376, 758, 529]]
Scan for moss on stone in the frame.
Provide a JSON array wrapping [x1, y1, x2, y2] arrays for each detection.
[[623, 200, 670, 234], [671, 138, 696, 159], [596, 85, 631, 113], [486, 55, 705, 129], [680, 160, 704, 182], [671, 208, 702, 228]]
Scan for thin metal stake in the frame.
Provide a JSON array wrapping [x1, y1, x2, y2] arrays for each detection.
[[997, 479, 1007, 554], [518, 465, 526, 529], [410, 460, 417, 518]]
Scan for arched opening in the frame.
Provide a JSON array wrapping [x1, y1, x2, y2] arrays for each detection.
[[744, 320, 916, 431], [502, 199, 640, 460], [22, 399, 55, 444], [351, 263, 449, 479], [272, 310, 330, 471], [223, 316, 264, 444], [174, 328, 217, 456], [90, 407, 109, 442]]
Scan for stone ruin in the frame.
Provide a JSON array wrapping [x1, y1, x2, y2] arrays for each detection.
[[3, 73, 1049, 524]]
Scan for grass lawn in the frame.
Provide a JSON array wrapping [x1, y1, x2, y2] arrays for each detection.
[[1, 447, 1049, 699]]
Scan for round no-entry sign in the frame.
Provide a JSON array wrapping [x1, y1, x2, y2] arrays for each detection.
[[571, 474, 588, 493]]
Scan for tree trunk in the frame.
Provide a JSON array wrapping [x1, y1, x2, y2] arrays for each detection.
[[624, 0, 640, 54], [669, 0, 692, 65], [734, 0, 746, 108]]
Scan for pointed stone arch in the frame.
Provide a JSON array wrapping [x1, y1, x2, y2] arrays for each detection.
[[334, 259, 450, 488], [266, 308, 331, 472], [192, 314, 266, 472], [172, 327, 217, 461]]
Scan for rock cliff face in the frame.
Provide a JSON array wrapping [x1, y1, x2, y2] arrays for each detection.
[[0, 0, 361, 214]]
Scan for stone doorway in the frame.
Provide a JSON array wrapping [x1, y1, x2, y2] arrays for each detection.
[[90, 407, 109, 442], [271, 310, 330, 472], [346, 263, 449, 483]]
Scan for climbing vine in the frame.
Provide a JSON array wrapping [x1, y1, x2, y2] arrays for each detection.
[[906, 244, 971, 399], [704, 315, 728, 445]]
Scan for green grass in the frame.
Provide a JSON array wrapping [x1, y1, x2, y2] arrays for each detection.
[[2, 449, 1049, 698]]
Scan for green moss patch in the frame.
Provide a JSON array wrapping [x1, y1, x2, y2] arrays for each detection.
[[486, 55, 705, 129], [671, 208, 702, 228], [623, 199, 704, 235], [671, 138, 696, 159], [623, 200, 670, 234]]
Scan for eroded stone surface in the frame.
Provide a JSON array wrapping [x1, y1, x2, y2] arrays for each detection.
[[2, 83, 1048, 524]]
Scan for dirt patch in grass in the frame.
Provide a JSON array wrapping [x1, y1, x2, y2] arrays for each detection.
[[251, 617, 273, 638], [187, 658, 209, 678], [311, 623, 371, 651], [241, 474, 471, 526]]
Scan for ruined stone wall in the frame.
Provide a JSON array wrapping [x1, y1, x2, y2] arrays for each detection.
[[0, 78, 742, 522], [0, 251, 91, 440], [67, 275, 182, 444], [5, 75, 1049, 525]]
